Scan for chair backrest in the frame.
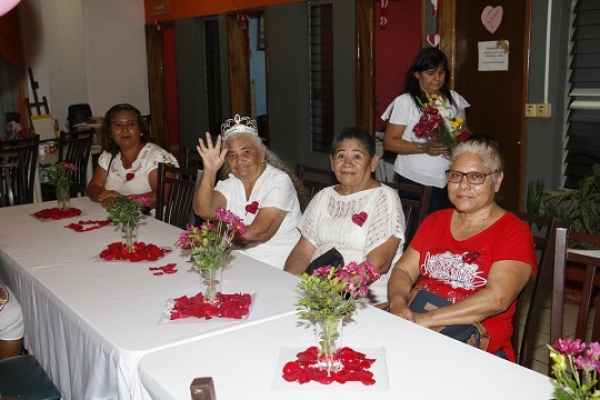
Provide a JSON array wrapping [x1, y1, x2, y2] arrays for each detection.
[[511, 211, 562, 369], [156, 163, 199, 229], [3, 135, 40, 204], [381, 181, 433, 247], [551, 228, 600, 345], [296, 163, 336, 199], [58, 131, 93, 196], [183, 146, 203, 171], [67, 103, 93, 127], [0, 148, 26, 207]]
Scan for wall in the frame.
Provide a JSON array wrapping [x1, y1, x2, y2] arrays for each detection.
[[18, 0, 149, 128]]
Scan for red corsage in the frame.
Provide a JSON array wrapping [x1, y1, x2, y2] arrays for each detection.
[[99, 241, 170, 262], [245, 201, 259, 214], [282, 347, 376, 385], [170, 292, 252, 320], [34, 207, 82, 220], [351, 212, 368, 227], [65, 219, 112, 232], [125, 172, 135, 181]]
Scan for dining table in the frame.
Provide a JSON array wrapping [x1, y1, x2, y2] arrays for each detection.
[[138, 304, 555, 400], [0, 197, 301, 399]]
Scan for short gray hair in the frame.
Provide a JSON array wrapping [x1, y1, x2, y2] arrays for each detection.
[[450, 138, 503, 178]]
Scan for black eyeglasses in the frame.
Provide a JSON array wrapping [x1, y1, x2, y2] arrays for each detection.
[[445, 170, 498, 185]]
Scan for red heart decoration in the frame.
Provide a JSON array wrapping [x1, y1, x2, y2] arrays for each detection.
[[245, 201, 259, 214], [351, 211, 368, 227]]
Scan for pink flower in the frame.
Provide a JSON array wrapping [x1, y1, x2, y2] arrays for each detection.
[[215, 208, 234, 223], [553, 338, 586, 356], [351, 212, 368, 227], [129, 194, 151, 208], [58, 161, 78, 171]]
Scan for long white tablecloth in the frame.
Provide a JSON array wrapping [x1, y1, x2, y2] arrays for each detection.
[[138, 305, 555, 400], [0, 198, 301, 399]]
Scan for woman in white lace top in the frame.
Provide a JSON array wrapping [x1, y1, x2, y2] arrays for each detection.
[[284, 127, 406, 303], [88, 104, 178, 208]]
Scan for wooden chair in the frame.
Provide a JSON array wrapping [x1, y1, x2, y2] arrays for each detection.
[[550, 228, 600, 345], [2, 135, 40, 204], [58, 130, 93, 197], [296, 163, 336, 199], [182, 146, 203, 171], [156, 163, 199, 229], [511, 211, 562, 369], [190, 377, 216, 400], [381, 181, 433, 248], [0, 149, 26, 207]]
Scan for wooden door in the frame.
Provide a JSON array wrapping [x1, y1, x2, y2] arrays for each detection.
[[439, 0, 531, 211], [145, 24, 170, 152]]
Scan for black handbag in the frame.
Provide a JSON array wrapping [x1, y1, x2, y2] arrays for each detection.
[[305, 248, 344, 275], [407, 288, 490, 350]]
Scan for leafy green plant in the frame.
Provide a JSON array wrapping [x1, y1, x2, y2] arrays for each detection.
[[527, 163, 600, 237]]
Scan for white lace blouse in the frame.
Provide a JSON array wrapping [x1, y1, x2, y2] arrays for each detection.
[[299, 184, 406, 303], [98, 142, 179, 196]]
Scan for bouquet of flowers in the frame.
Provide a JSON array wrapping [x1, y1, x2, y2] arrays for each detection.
[[178, 208, 247, 272], [413, 93, 470, 155], [45, 161, 77, 190], [106, 194, 151, 250], [548, 338, 600, 400], [297, 261, 380, 323]]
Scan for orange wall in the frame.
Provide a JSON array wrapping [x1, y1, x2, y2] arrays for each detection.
[[144, 0, 301, 23]]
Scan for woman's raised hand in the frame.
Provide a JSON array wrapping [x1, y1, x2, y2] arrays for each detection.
[[197, 132, 228, 173]]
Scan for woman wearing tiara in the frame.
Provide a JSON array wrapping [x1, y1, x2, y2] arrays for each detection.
[[193, 115, 309, 269]]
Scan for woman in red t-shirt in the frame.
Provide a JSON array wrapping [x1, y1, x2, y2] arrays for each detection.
[[388, 136, 536, 361]]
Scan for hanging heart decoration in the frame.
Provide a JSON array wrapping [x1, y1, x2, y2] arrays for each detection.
[[427, 33, 441, 48], [481, 6, 503, 34], [431, 0, 440, 17]]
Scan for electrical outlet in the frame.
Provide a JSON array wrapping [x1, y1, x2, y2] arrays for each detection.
[[525, 103, 537, 117], [537, 103, 551, 118]]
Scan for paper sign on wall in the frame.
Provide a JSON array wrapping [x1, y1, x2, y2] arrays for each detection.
[[478, 41, 509, 71]]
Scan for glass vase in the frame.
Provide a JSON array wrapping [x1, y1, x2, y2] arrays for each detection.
[[200, 267, 222, 304], [316, 317, 343, 372], [56, 185, 70, 210], [121, 223, 138, 251]]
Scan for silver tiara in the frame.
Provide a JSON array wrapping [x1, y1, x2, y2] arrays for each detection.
[[221, 114, 258, 139]]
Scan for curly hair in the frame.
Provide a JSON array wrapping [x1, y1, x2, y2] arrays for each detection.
[[100, 104, 151, 156]]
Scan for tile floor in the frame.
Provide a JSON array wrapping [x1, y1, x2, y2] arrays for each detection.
[[520, 284, 591, 376]]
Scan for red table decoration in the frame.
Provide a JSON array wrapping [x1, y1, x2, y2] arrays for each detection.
[[65, 219, 112, 232], [170, 292, 252, 320], [282, 346, 376, 385], [33, 207, 82, 220], [99, 242, 170, 262]]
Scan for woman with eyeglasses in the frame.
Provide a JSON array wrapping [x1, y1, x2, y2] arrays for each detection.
[[88, 104, 178, 208], [387, 137, 536, 362]]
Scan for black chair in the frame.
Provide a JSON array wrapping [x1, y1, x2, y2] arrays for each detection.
[[67, 103, 92, 128], [0, 148, 26, 207], [0, 355, 61, 400], [182, 146, 203, 171], [381, 181, 433, 248], [156, 163, 199, 229], [551, 228, 600, 345], [296, 163, 336, 199], [3, 134, 40, 204], [511, 211, 562, 369], [58, 130, 93, 197], [190, 377, 216, 400]]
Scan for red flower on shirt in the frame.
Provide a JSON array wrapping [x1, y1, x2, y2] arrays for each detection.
[[126, 173, 135, 181], [351, 212, 368, 227], [245, 201, 259, 214]]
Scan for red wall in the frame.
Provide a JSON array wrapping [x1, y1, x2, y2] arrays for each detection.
[[375, 0, 421, 131], [0, 7, 25, 119]]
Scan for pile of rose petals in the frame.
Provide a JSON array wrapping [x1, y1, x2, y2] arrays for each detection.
[[170, 292, 252, 320], [149, 263, 178, 275], [33, 207, 82, 220], [65, 219, 112, 232], [99, 242, 169, 262], [282, 347, 376, 385]]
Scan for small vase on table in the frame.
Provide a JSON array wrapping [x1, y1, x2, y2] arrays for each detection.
[[121, 223, 138, 251], [199, 266, 223, 304], [56, 184, 70, 210], [316, 317, 343, 372]]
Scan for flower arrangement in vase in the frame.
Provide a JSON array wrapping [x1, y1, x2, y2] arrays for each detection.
[[296, 261, 380, 371], [413, 93, 470, 155], [45, 161, 77, 209], [177, 208, 246, 303], [106, 194, 150, 251], [548, 338, 600, 399]]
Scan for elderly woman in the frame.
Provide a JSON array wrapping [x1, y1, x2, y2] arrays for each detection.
[[193, 115, 306, 269], [88, 103, 179, 208], [387, 137, 536, 361], [284, 127, 406, 303]]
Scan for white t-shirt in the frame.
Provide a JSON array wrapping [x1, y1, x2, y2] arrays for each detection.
[[214, 164, 301, 269], [381, 91, 470, 188], [299, 184, 406, 303], [98, 142, 179, 196]]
